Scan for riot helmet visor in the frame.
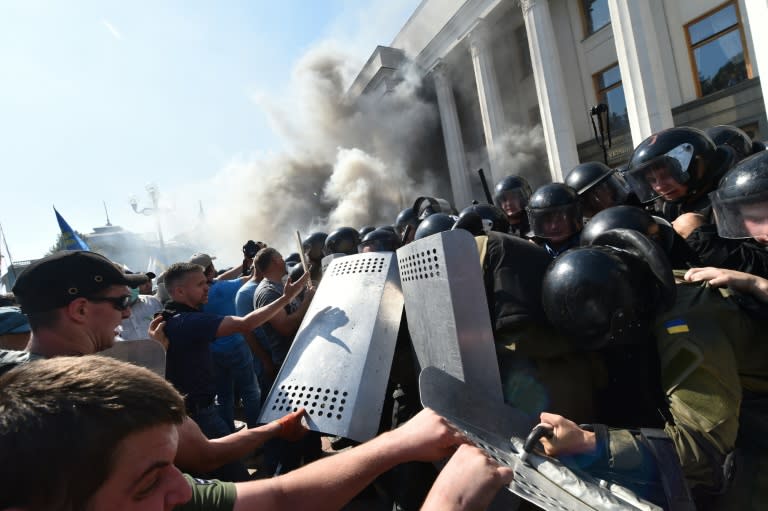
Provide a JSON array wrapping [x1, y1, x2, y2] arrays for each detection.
[[495, 188, 529, 222], [625, 143, 694, 203], [580, 175, 630, 218], [527, 203, 582, 241], [711, 188, 768, 242]]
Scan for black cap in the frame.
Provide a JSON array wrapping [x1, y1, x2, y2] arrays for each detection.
[[12, 251, 148, 314]]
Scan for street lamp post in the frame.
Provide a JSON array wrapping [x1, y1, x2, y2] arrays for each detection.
[[130, 183, 167, 262]]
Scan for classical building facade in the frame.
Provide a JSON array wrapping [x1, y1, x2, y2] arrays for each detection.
[[350, 0, 768, 208]]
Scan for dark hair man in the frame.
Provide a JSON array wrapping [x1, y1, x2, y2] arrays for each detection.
[[253, 247, 317, 475], [0, 356, 511, 511], [161, 261, 310, 481]]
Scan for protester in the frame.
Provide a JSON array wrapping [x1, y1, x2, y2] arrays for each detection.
[[0, 355, 511, 511], [0, 250, 307, 482]]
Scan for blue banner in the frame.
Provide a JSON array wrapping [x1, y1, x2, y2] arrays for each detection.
[[54, 207, 91, 251]]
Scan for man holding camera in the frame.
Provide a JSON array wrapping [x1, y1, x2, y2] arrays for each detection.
[[188, 246, 263, 439]]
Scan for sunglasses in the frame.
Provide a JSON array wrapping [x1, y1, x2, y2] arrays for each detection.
[[86, 295, 133, 311]]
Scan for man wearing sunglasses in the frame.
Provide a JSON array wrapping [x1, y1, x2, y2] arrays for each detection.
[[2, 250, 147, 364], [0, 250, 310, 484]]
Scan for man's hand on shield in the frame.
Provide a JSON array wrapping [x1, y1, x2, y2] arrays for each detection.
[[537, 412, 596, 457], [273, 407, 310, 442], [422, 444, 514, 511], [388, 408, 466, 463]]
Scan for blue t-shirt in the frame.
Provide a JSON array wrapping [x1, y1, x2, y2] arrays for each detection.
[[203, 279, 244, 353], [234, 280, 258, 316], [165, 310, 224, 407]]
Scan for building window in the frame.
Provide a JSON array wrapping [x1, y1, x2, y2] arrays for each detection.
[[581, 0, 610, 37], [685, 1, 751, 97], [593, 63, 629, 134]]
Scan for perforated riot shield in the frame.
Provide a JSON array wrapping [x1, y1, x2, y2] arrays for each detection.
[[396, 229, 503, 402], [420, 367, 661, 511], [99, 339, 166, 377], [258, 252, 402, 442]]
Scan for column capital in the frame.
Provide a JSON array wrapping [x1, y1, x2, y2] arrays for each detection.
[[517, 0, 538, 15], [467, 18, 491, 57], [432, 59, 448, 82]]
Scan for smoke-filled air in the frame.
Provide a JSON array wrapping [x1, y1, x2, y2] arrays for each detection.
[[178, 43, 450, 260]]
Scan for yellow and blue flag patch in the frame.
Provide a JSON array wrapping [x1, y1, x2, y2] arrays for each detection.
[[665, 319, 690, 334]]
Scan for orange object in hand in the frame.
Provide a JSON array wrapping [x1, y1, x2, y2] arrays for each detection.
[[275, 408, 309, 441]]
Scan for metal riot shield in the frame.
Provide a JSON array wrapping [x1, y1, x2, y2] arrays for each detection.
[[420, 367, 662, 511], [99, 339, 166, 377], [320, 253, 345, 275], [258, 252, 402, 442], [396, 228, 503, 402]]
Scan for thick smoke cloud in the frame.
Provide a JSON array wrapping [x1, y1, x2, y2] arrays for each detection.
[[183, 44, 448, 262]]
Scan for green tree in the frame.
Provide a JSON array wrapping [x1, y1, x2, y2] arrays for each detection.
[[45, 231, 102, 256]]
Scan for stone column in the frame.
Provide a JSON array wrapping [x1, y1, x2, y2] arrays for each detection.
[[521, 0, 579, 182], [744, 0, 768, 119], [468, 19, 509, 185], [432, 61, 473, 209], [607, 0, 674, 147]]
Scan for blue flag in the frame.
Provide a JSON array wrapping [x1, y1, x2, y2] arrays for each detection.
[[53, 207, 91, 251]]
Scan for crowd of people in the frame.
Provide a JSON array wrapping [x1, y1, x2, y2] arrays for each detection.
[[1, 123, 767, 510]]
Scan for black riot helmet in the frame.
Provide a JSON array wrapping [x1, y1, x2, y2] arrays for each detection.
[[414, 213, 457, 240], [302, 232, 327, 262], [565, 162, 630, 218], [413, 196, 457, 220], [395, 207, 419, 239], [710, 150, 768, 241], [453, 204, 509, 236], [493, 175, 532, 223], [625, 127, 721, 204], [581, 205, 674, 254], [706, 125, 754, 162], [324, 227, 360, 256], [284, 252, 301, 266], [542, 229, 675, 350], [526, 183, 582, 241], [358, 228, 401, 253], [358, 225, 376, 238], [288, 262, 305, 284]]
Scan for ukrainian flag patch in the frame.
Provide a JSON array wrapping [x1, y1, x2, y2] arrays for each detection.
[[665, 319, 690, 334]]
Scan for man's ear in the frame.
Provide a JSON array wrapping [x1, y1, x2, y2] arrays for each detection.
[[65, 297, 90, 325]]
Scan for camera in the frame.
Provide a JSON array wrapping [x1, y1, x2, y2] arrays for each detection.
[[243, 240, 265, 259]]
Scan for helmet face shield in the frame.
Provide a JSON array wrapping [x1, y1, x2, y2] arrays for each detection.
[[494, 188, 529, 219], [527, 203, 582, 241], [581, 176, 630, 217], [711, 189, 768, 240], [626, 143, 694, 203]]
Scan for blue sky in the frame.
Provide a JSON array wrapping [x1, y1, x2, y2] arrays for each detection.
[[0, 0, 419, 263]]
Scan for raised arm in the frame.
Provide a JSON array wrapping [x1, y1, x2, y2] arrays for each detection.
[[215, 272, 311, 337], [175, 409, 306, 473], [232, 408, 465, 511]]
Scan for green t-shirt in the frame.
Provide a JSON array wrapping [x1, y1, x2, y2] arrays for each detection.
[[177, 474, 237, 511]]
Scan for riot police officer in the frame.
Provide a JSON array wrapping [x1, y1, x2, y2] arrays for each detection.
[[580, 205, 700, 268], [536, 229, 741, 508], [686, 150, 768, 278], [624, 127, 731, 222], [564, 161, 637, 218], [323, 227, 360, 257], [452, 203, 509, 236], [706, 124, 764, 162], [526, 183, 583, 257], [493, 175, 532, 236]]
